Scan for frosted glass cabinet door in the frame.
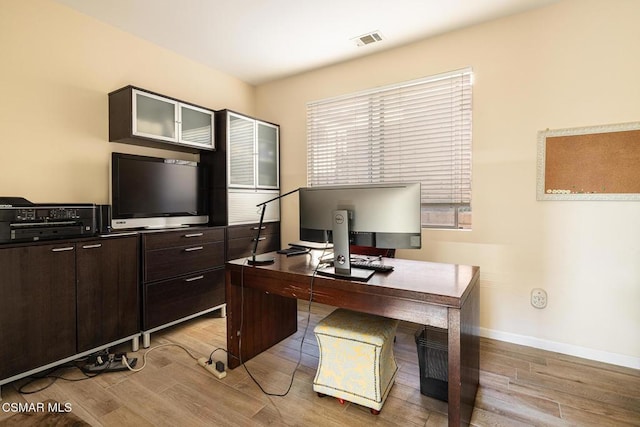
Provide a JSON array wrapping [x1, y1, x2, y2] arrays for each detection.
[[228, 114, 255, 187], [257, 122, 279, 189], [180, 104, 214, 149], [132, 89, 177, 141]]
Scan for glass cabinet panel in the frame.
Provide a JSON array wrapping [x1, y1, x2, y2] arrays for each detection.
[[228, 114, 255, 187], [180, 104, 214, 148], [257, 122, 279, 188], [133, 90, 177, 141]]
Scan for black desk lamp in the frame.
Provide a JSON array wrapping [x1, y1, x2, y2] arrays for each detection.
[[248, 188, 299, 266]]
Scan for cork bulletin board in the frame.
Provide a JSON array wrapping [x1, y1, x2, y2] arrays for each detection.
[[537, 122, 640, 200]]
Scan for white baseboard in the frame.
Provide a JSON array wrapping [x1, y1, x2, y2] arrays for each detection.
[[479, 327, 640, 370]]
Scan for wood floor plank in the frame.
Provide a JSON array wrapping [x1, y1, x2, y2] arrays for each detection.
[[99, 405, 156, 427], [480, 338, 549, 366], [508, 380, 640, 425], [479, 370, 511, 390], [163, 360, 267, 419], [515, 366, 640, 414], [475, 385, 564, 425], [470, 407, 533, 427], [103, 365, 210, 426], [540, 357, 640, 396], [560, 404, 640, 427]]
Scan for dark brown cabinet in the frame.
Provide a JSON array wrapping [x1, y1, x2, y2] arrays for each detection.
[[141, 227, 226, 345], [76, 236, 139, 352], [200, 110, 281, 227], [0, 234, 140, 385], [145, 269, 225, 330], [109, 86, 215, 153], [0, 242, 77, 380]]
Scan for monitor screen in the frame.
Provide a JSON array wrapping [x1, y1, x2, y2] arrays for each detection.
[[299, 183, 422, 249], [110, 152, 209, 229], [299, 183, 421, 279]]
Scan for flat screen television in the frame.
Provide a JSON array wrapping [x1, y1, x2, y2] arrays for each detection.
[[110, 152, 209, 230], [299, 182, 421, 280]]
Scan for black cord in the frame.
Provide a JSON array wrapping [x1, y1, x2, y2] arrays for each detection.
[[207, 347, 228, 364], [16, 358, 113, 394], [238, 249, 323, 397]]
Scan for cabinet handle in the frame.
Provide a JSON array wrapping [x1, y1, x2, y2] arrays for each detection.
[[185, 275, 204, 282], [184, 233, 204, 238], [82, 243, 102, 249], [51, 246, 74, 252], [251, 226, 266, 231], [184, 246, 204, 252], [252, 237, 266, 242]]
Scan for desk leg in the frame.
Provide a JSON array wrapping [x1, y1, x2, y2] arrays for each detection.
[[447, 281, 480, 426], [226, 269, 298, 369]]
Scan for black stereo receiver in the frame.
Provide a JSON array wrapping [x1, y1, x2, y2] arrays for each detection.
[[0, 197, 97, 243]]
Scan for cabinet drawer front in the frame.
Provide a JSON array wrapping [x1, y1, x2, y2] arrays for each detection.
[[143, 227, 224, 250], [0, 243, 77, 379], [227, 233, 280, 261], [143, 268, 225, 330], [227, 222, 280, 239], [145, 241, 225, 282]]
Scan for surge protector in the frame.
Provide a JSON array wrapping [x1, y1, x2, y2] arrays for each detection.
[[197, 357, 227, 379]]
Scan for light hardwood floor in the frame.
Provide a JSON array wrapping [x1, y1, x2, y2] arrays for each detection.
[[1, 302, 638, 426]]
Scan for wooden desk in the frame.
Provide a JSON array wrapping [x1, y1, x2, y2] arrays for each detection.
[[225, 253, 480, 426]]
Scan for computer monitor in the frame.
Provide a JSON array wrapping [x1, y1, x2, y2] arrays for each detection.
[[299, 183, 422, 280]]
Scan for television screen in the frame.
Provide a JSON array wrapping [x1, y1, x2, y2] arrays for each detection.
[[110, 153, 209, 229]]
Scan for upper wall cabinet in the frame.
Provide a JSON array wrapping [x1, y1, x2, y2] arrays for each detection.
[[109, 86, 215, 152], [227, 111, 279, 189]]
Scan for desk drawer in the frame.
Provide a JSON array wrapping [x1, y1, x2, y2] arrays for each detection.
[[227, 233, 280, 261], [143, 227, 224, 251], [143, 268, 225, 330], [227, 222, 280, 240], [144, 241, 225, 282]]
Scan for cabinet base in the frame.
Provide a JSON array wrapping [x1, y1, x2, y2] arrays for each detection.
[[0, 333, 141, 395], [142, 303, 226, 348]]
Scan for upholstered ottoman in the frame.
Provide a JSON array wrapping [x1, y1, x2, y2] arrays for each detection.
[[313, 308, 399, 414]]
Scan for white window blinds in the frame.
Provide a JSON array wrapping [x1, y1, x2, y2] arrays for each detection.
[[307, 68, 472, 210]]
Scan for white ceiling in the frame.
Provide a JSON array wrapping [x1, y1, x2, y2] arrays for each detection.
[[53, 0, 558, 85]]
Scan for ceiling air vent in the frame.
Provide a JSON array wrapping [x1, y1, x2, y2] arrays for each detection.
[[352, 31, 383, 47]]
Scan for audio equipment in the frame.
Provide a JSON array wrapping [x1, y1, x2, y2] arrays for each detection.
[[96, 204, 112, 234]]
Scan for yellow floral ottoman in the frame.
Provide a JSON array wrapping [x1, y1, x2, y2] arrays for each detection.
[[313, 308, 399, 414]]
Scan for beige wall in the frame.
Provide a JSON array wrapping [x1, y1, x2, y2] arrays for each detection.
[[0, 0, 254, 204], [256, 0, 640, 367]]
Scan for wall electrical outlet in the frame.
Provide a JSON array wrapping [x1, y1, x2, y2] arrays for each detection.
[[531, 288, 547, 309]]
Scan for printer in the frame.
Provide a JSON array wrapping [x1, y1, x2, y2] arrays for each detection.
[[0, 197, 97, 243]]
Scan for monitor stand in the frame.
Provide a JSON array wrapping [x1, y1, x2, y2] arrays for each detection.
[[316, 266, 375, 282], [317, 209, 374, 281]]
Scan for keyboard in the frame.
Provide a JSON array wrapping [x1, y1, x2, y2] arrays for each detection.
[[350, 260, 394, 272], [288, 240, 333, 250], [277, 246, 310, 256]]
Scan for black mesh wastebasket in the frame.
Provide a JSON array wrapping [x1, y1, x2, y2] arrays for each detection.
[[415, 326, 448, 401]]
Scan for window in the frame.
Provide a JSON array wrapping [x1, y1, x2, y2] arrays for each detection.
[[306, 68, 472, 229]]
